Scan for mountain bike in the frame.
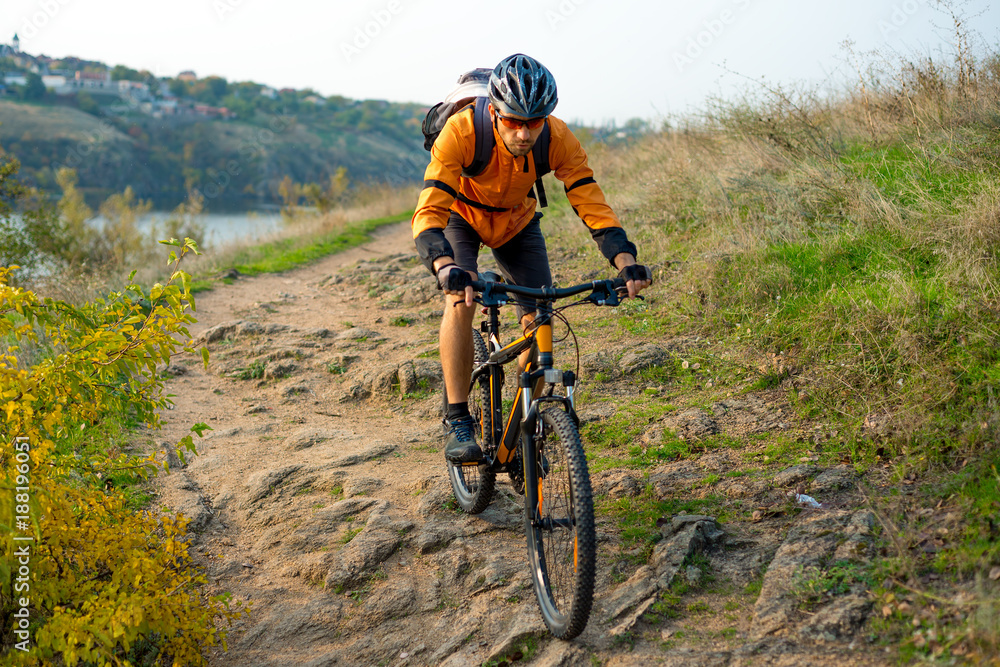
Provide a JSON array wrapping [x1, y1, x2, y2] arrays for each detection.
[[445, 272, 627, 640]]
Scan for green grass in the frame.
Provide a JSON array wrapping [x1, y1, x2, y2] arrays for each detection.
[[54, 412, 157, 511], [234, 360, 266, 380], [840, 140, 998, 213], [191, 210, 412, 292], [599, 487, 722, 549]]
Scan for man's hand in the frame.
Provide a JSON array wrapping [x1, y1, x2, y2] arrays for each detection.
[[435, 261, 475, 307], [613, 253, 652, 298]]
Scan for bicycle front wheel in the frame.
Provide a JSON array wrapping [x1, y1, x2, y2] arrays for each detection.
[[525, 407, 596, 639], [446, 329, 496, 514]]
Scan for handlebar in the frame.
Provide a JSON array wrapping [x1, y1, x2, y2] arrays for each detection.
[[469, 278, 627, 308]]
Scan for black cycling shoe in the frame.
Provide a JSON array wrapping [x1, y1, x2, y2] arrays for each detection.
[[444, 415, 483, 463]]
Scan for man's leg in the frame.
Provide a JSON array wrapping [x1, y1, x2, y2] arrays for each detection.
[[440, 292, 476, 405], [440, 213, 484, 462]]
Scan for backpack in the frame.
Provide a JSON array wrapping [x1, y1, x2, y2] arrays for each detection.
[[422, 68, 551, 208]]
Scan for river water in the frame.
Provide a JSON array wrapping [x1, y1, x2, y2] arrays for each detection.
[[137, 211, 283, 248]]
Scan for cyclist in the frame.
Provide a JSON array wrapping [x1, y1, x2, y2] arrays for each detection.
[[412, 53, 652, 463]]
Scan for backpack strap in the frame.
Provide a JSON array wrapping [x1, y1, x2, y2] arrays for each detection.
[[531, 120, 551, 207], [461, 97, 495, 178]]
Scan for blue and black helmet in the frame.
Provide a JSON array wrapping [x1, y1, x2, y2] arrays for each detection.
[[488, 54, 558, 119]]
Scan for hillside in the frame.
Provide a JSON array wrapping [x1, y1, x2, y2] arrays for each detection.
[[0, 98, 429, 210]]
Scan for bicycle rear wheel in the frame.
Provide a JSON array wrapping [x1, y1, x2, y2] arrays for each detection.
[[525, 407, 596, 639], [447, 329, 496, 514]]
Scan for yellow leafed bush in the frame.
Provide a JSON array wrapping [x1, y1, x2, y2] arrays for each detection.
[[0, 239, 245, 665]]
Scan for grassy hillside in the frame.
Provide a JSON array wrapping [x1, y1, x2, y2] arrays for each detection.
[[533, 42, 1000, 659], [0, 97, 428, 210]]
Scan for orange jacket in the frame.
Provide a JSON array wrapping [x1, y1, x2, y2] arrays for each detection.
[[412, 105, 633, 267]]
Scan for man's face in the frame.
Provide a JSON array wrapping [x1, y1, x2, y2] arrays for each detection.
[[490, 104, 546, 158]]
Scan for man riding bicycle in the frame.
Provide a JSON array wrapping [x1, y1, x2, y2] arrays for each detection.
[[412, 53, 652, 463]]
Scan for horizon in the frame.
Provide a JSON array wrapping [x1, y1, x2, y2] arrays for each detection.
[[3, 0, 999, 126]]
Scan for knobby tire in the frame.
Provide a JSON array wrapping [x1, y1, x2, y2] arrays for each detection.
[[446, 329, 496, 514], [525, 407, 596, 639]]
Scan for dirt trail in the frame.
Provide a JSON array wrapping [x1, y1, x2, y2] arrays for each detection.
[[157, 220, 894, 666]]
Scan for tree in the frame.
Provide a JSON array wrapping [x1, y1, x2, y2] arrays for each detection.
[[206, 76, 228, 100], [168, 78, 187, 98], [98, 186, 151, 269], [111, 64, 142, 81], [76, 91, 100, 116], [55, 167, 96, 266], [22, 72, 45, 101]]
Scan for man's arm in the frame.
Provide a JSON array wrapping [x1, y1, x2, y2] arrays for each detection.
[[547, 117, 650, 296], [412, 110, 477, 273]]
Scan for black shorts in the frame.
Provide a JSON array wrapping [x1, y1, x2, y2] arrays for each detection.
[[444, 211, 552, 317]]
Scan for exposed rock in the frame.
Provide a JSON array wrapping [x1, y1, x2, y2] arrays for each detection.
[[360, 581, 417, 622], [335, 327, 384, 341], [648, 461, 704, 497], [578, 402, 616, 424], [606, 515, 725, 636], [324, 510, 402, 590], [328, 442, 396, 468], [400, 281, 437, 305], [811, 465, 858, 493], [264, 323, 291, 335], [608, 474, 643, 499], [201, 320, 242, 343], [371, 365, 399, 396], [338, 382, 371, 402], [343, 477, 384, 497], [798, 594, 873, 641], [750, 510, 876, 640], [672, 409, 719, 440], [305, 327, 332, 338], [236, 321, 265, 337], [581, 351, 617, 377], [242, 465, 303, 508], [281, 383, 312, 398], [162, 362, 189, 377], [619, 343, 670, 374], [411, 359, 443, 387], [397, 361, 419, 395], [484, 606, 547, 664], [283, 428, 351, 452], [414, 521, 460, 554], [774, 464, 820, 487], [265, 361, 297, 380]]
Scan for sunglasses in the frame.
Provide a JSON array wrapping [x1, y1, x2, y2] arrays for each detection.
[[495, 113, 546, 130]]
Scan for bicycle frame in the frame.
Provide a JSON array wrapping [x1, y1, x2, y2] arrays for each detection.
[[469, 296, 580, 525]]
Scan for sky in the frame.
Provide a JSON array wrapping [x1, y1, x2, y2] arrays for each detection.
[[3, 0, 999, 126]]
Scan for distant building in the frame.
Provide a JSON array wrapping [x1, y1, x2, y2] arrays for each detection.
[[304, 95, 326, 106], [3, 73, 27, 86], [260, 86, 277, 99], [0, 34, 18, 59], [42, 74, 66, 89], [193, 104, 235, 119], [178, 70, 197, 82]]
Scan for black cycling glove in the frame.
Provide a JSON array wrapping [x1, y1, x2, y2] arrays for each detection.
[[436, 264, 473, 292], [618, 264, 652, 284]]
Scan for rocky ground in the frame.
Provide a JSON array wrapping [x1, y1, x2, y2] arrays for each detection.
[[156, 221, 897, 666]]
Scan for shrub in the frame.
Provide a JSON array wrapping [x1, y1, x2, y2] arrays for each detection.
[[0, 238, 245, 665]]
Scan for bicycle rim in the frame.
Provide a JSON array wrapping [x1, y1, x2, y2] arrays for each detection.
[[525, 407, 595, 639], [447, 329, 496, 514]]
